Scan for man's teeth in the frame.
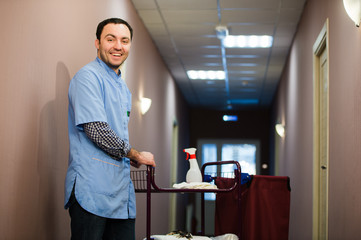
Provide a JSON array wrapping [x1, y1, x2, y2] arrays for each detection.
[[113, 54, 121, 56]]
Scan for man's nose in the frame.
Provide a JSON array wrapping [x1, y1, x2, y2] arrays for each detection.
[[114, 40, 123, 50]]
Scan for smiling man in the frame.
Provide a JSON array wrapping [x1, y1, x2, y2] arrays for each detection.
[[64, 18, 155, 240], [95, 21, 131, 71]]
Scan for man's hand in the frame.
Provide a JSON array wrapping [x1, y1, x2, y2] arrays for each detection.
[[127, 148, 156, 168], [130, 159, 141, 168]]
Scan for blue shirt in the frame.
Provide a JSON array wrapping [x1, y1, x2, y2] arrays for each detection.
[[64, 58, 135, 219]]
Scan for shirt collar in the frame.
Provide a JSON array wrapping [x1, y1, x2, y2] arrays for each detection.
[[96, 57, 122, 80]]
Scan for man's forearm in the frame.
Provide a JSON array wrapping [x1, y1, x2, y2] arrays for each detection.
[[83, 121, 131, 159]]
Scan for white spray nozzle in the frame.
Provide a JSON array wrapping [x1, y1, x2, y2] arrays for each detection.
[[184, 148, 197, 160]]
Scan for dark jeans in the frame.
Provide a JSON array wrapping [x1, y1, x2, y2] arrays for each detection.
[[68, 194, 135, 240]]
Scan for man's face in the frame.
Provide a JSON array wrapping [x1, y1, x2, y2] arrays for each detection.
[[95, 23, 132, 72]]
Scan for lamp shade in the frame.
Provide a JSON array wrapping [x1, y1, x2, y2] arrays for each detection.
[[343, 0, 361, 26], [140, 97, 152, 115], [275, 124, 285, 138]]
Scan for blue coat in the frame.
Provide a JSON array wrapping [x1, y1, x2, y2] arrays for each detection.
[[64, 58, 135, 219]]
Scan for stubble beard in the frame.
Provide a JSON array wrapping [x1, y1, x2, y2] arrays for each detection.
[[99, 51, 126, 71]]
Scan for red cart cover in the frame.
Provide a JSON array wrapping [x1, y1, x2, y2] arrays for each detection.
[[215, 175, 291, 240]]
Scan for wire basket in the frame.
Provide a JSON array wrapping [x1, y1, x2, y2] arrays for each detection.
[[130, 170, 148, 192]]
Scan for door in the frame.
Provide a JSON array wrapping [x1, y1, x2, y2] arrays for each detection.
[[169, 119, 179, 231], [313, 19, 329, 240]]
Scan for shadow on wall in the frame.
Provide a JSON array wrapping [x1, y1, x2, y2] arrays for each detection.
[[36, 62, 71, 238]]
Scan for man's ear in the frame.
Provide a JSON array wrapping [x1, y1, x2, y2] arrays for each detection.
[[95, 39, 100, 50]]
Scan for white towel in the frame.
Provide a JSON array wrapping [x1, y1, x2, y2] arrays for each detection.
[[145, 233, 238, 240], [211, 234, 239, 240], [147, 235, 211, 240], [172, 182, 218, 189]]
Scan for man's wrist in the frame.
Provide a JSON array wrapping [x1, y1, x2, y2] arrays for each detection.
[[127, 148, 139, 160]]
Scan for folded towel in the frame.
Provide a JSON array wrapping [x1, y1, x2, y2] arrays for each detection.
[[145, 233, 238, 240], [212, 234, 238, 240], [172, 182, 218, 189], [147, 235, 211, 240]]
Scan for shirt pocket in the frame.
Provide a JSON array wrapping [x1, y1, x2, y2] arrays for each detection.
[[86, 155, 128, 197]]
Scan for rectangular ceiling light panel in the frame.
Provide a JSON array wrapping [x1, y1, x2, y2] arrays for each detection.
[[223, 35, 273, 48], [187, 70, 225, 80]]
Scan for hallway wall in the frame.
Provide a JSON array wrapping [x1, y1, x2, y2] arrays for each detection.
[[0, 0, 189, 239], [273, 0, 361, 239]]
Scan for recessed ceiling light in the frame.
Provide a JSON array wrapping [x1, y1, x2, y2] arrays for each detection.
[[203, 54, 259, 58], [223, 35, 273, 48], [226, 55, 259, 58], [229, 63, 258, 67], [230, 99, 259, 104], [204, 63, 222, 67], [187, 70, 225, 80], [228, 70, 257, 74]]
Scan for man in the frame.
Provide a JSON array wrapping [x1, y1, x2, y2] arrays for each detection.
[[64, 18, 156, 240]]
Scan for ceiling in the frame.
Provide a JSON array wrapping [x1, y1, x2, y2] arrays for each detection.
[[130, 0, 307, 110]]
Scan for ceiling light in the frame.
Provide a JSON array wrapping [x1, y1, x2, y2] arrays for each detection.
[[187, 70, 225, 80], [227, 55, 259, 58], [231, 70, 257, 74], [203, 54, 259, 58], [204, 63, 222, 67], [223, 35, 273, 48], [229, 63, 258, 67], [237, 77, 256, 81], [230, 99, 259, 104]]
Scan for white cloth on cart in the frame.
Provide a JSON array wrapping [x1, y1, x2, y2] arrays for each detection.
[[146, 235, 210, 240], [172, 182, 217, 189], [212, 234, 238, 240], [146, 233, 238, 240]]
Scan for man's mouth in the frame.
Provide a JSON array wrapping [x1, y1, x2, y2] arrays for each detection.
[[112, 53, 122, 57]]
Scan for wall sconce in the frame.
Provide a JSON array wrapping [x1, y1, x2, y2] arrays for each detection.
[[343, 0, 361, 27], [140, 97, 152, 115], [275, 124, 285, 138]]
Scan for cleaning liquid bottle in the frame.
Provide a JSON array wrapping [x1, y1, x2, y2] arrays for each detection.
[[184, 148, 202, 183]]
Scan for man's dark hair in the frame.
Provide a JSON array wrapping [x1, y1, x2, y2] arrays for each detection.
[[96, 18, 133, 40]]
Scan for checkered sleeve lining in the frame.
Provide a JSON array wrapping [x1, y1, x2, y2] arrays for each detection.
[[83, 121, 131, 160]]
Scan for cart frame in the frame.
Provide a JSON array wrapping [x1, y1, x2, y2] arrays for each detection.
[[131, 160, 242, 240]]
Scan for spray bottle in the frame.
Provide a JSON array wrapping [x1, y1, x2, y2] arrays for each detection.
[[184, 148, 202, 183]]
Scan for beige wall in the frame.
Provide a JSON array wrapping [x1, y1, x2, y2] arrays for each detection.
[[0, 0, 189, 239], [273, 0, 361, 239]]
